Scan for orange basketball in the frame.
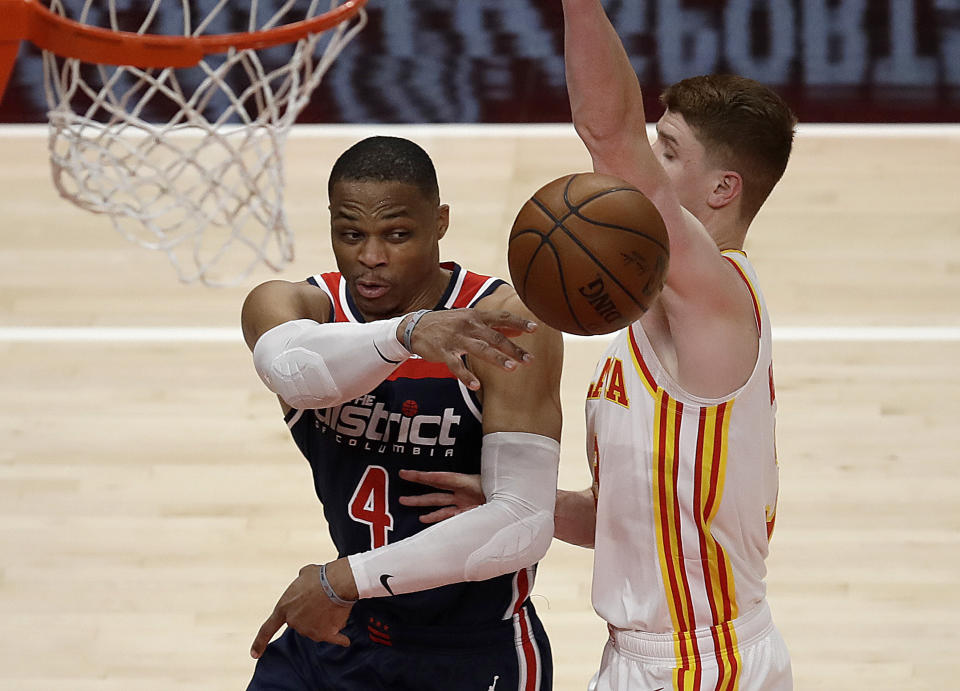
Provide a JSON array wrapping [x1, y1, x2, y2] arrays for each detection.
[[508, 172, 670, 336]]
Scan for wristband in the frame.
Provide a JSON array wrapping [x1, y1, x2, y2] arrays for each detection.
[[402, 309, 431, 353], [319, 562, 355, 607]]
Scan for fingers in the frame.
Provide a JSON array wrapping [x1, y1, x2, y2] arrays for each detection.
[[461, 325, 533, 370], [398, 469, 467, 491], [409, 310, 536, 382], [445, 354, 482, 391], [250, 610, 284, 659], [415, 506, 466, 524], [445, 336, 523, 390], [398, 491, 455, 507], [329, 631, 351, 648], [480, 309, 539, 336]]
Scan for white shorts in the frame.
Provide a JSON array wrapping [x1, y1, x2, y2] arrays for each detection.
[[588, 601, 792, 691]]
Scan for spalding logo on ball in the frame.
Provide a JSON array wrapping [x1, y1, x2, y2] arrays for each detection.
[[508, 172, 670, 336]]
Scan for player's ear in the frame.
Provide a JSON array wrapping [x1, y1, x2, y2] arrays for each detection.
[[707, 171, 742, 210], [435, 203, 450, 240]]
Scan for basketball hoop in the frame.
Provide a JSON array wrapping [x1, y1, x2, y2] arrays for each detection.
[[0, 0, 368, 285]]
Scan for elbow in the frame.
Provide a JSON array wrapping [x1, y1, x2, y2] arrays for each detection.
[[573, 91, 644, 153], [278, 391, 333, 411], [518, 509, 556, 565], [463, 508, 555, 581], [574, 119, 621, 161], [254, 340, 342, 409], [528, 510, 556, 562]]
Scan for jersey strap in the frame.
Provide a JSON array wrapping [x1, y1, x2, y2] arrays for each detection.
[[721, 250, 762, 332], [308, 263, 507, 324]]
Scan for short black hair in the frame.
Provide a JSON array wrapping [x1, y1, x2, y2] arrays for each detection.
[[328, 136, 440, 204]]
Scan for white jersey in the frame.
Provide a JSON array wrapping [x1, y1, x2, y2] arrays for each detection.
[[586, 250, 779, 650]]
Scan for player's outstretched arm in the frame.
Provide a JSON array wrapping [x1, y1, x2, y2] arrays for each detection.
[[243, 280, 538, 411]]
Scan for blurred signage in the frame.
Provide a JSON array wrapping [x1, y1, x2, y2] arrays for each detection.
[[2, 0, 958, 123]]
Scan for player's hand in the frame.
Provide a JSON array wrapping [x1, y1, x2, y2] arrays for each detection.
[[400, 309, 537, 391], [398, 469, 485, 523], [250, 562, 354, 659]]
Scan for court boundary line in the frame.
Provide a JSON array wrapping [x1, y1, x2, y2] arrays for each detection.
[[1, 123, 959, 139], [0, 326, 957, 343]]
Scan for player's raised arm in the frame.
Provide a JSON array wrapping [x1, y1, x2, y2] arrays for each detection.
[[561, 0, 739, 302], [560, 0, 663, 198]]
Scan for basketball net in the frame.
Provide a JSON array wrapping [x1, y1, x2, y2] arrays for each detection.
[[1, 0, 368, 285]]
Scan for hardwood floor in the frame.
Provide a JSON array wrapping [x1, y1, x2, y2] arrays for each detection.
[[1, 125, 958, 690]]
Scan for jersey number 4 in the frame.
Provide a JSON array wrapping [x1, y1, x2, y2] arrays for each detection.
[[348, 466, 394, 548]]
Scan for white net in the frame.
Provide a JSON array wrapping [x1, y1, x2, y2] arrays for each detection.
[[41, 0, 367, 285]]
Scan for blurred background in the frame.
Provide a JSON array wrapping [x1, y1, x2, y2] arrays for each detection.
[[2, 2, 959, 690], [2, 0, 959, 124]]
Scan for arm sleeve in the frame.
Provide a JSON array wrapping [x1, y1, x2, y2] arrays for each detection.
[[252, 317, 411, 409], [348, 431, 560, 597]]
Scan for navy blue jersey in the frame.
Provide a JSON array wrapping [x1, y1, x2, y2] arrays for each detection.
[[284, 262, 539, 630]]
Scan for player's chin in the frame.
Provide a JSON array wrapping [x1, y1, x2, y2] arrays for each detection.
[[354, 293, 402, 320]]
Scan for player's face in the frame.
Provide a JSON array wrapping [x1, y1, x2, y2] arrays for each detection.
[[652, 110, 719, 218], [329, 179, 449, 320]]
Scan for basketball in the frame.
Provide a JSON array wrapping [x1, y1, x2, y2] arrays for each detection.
[[508, 172, 670, 336]]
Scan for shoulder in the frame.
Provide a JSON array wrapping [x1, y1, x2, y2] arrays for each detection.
[[472, 282, 527, 316], [244, 279, 331, 316], [446, 265, 509, 309], [240, 279, 332, 350]]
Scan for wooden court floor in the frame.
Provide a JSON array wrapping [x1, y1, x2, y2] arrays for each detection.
[[1, 125, 959, 690]]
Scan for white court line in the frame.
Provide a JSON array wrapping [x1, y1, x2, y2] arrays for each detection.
[[0, 327, 241, 343], [1, 123, 960, 139], [0, 326, 958, 343]]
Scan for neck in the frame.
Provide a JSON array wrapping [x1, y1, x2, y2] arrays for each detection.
[[702, 211, 748, 252], [416, 265, 453, 311]]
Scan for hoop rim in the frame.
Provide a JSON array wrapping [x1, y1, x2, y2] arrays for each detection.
[[0, 0, 368, 68]]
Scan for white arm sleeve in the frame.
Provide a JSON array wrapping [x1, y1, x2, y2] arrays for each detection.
[[252, 317, 411, 409], [348, 431, 559, 597]]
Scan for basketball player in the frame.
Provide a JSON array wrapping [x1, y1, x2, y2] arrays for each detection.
[[557, 2, 794, 687], [403, 2, 796, 688], [241, 136, 562, 690]]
